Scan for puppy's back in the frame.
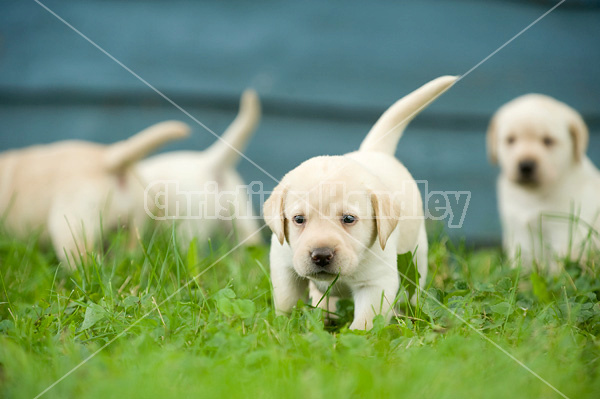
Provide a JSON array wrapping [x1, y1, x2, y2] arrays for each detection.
[[0, 141, 106, 236]]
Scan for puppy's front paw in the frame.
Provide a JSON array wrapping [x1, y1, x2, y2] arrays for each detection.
[[349, 317, 373, 331], [349, 320, 372, 331]]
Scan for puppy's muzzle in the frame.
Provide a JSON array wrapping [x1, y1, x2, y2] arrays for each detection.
[[311, 247, 335, 268]]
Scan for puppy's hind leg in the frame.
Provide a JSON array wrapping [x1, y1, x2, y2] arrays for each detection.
[[396, 222, 428, 305], [222, 171, 263, 246], [232, 216, 263, 246], [413, 224, 429, 304]]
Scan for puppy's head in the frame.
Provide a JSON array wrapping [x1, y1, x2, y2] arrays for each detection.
[[487, 94, 588, 188], [264, 156, 402, 281]]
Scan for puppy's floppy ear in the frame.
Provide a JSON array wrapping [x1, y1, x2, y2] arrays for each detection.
[[263, 183, 287, 245], [567, 108, 589, 163], [370, 190, 402, 250], [486, 115, 498, 165]]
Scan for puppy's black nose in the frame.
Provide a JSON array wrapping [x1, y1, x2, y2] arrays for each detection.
[[519, 160, 537, 176], [311, 247, 334, 267]]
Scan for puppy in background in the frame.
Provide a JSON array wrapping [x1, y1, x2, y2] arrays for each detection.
[[138, 90, 262, 248], [0, 121, 190, 265], [264, 76, 457, 330], [487, 94, 600, 272]]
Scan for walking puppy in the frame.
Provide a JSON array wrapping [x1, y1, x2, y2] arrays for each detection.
[[138, 90, 262, 247], [487, 94, 600, 271], [264, 76, 457, 330], [0, 121, 190, 265]]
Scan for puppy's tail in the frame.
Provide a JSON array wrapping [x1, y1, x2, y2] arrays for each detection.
[[104, 121, 190, 172], [204, 89, 261, 168], [359, 75, 457, 155]]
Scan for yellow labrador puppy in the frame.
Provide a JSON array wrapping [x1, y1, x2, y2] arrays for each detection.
[[0, 121, 190, 265], [137, 90, 262, 247], [487, 94, 600, 271], [264, 76, 457, 330]]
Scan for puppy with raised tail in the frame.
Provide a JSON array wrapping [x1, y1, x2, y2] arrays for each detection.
[[264, 76, 457, 330], [0, 121, 190, 264], [487, 94, 600, 271], [137, 90, 262, 247]]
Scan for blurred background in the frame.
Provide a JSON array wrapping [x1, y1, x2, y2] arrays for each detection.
[[0, 0, 599, 245]]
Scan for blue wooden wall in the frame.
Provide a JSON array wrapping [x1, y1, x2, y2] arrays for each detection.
[[1, 0, 599, 244]]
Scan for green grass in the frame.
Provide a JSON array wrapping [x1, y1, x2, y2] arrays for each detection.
[[1, 226, 599, 399]]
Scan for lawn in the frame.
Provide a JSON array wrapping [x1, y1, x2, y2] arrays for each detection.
[[1, 225, 599, 399]]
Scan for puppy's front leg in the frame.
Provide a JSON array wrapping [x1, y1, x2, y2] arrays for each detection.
[[309, 281, 339, 321], [349, 273, 399, 330], [269, 235, 307, 315]]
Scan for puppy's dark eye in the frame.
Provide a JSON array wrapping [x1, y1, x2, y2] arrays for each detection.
[[507, 136, 516, 145], [543, 136, 554, 147], [341, 214, 357, 225], [293, 215, 306, 225]]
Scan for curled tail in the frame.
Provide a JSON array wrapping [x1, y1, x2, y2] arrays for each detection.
[[359, 75, 457, 155], [205, 89, 261, 168], [104, 121, 190, 172]]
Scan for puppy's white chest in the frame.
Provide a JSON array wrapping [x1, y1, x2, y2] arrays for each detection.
[[499, 176, 600, 263], [310, 277, 353, 299]]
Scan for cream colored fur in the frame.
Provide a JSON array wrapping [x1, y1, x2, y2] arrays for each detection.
[[487, 94, 600, 272], [264, 76, 457, 330], [137, 90, 263, 247], [0, 121, 190, 265]]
